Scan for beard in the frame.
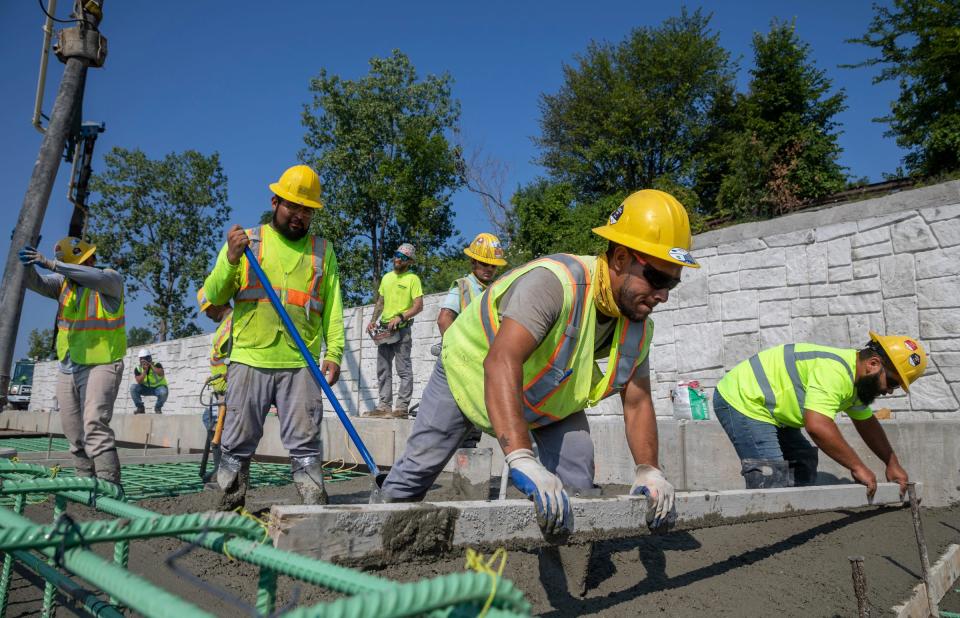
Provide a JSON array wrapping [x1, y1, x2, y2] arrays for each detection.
[[855, 372, 883, 406], [273, 212, 308, 241], [616, 274, 652, 322]]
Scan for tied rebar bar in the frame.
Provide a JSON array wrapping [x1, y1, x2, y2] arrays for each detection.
[[906, 482, 939, 618], [848, 555, 869, 618]]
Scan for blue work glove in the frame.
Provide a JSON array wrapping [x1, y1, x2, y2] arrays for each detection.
[[630, 464, 676, 533], [18, 246, 55, 270], [505, 448, 573, 537]]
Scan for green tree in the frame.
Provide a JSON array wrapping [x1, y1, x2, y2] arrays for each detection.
[[127, 326, 155, 347], [300, 50, 463, 304], [536, 9, 737, 201], [27, 328, 55, 360], [89, 148, 230, 341], [716, 21, 847, 218], [847, 0, 960, 176]]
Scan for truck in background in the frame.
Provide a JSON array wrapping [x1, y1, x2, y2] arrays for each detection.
[[7, 359, 35, 410]]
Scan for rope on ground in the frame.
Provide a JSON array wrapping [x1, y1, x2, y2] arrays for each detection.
[[464, 547, 508, 617]]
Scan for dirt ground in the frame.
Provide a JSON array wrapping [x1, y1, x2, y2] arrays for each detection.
[[4, 472, 959, 617]]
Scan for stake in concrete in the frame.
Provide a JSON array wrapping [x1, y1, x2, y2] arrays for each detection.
[[849, 555, 870, 618], [906, 482, 938, 618]]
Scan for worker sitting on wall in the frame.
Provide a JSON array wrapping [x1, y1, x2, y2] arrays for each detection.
[[375, 190, 699, 536], [433, 232, 507, 447], [19, 237, 126, 487], [198, 287, 232, 482], [203, 164, 345, 510], [130, 349, 168, 414], [713, 332, 925, 496]]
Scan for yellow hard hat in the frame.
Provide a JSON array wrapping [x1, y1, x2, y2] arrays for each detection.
[[869, 331, 927, 392], [196, 287, 212, 312], [592, 189, 699, 268], [53, 236, 95, 265], [464, 232, 506, 266], [269, 165, 323, 209]]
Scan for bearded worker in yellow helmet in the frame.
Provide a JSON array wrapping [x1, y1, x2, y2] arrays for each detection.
[[376, 190, 698, 535], [203, 165, 345, 510], [19, 237, 126, 487], [714, 333, 926, 498]]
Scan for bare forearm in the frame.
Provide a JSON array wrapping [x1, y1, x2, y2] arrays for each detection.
[[405, 296, 424, 320], [370, 297, 384, 323], [437, 309, 456, 336], [853, 416, 897, 465], [804, 411, 866, 471], [622, 380, 659, 467], [484, 354, 532, 455]]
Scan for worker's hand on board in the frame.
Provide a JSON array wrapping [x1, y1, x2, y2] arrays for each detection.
[[885, 461, 909, 497], [505, 448, 573, 537], [852, 464, 878, 499], [18, 246, 55, 271], [226, 225, 250, 265], [630, 464, 676, 532], [321, 360, 340, 386]]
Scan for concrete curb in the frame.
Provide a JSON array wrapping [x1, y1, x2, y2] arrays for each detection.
[[892, 543, 960, 618]]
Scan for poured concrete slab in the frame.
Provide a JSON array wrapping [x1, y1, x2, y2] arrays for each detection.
[[269, 482, 910, 563]]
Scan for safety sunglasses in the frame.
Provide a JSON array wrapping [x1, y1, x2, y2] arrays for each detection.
[[883, 365, 902, 390], [630, 251, 682, 291], [394, 252, 411, 261], [279, 199, 311, 215]]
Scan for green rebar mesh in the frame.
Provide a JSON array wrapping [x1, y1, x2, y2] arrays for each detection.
[[0, 437, 71, 452]]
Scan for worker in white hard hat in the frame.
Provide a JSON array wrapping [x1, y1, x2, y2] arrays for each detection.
[[130, 349, 168, 414], [18, 237, 126, 487], [364, 242, 423, 419], [203, 164, 345, 510], [433, 232, 508, 447], [376, 190, 698, 538]]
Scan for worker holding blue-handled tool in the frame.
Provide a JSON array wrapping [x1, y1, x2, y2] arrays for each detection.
[[203, 165, 345, 510]]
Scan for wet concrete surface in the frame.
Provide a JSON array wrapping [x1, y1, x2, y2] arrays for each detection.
[[3, 472, 959, 616]]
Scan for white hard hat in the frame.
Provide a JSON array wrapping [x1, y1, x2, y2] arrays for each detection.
[[137, 349, 152, 359]]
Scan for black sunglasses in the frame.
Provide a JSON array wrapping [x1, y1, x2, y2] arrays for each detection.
[[883, 365, 902, 390], [394, 252, 411, 261], [630, 251, 682, 290]]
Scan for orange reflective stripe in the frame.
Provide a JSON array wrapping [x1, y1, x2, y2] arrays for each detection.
[[286, 288, 311, 307]]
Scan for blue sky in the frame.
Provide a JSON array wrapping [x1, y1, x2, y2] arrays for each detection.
[[1, 1, 902, 359]]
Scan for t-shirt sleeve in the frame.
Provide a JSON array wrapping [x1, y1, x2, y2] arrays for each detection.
[[499, 268, 564, 345], [630, 353, 651, 384], [377, 275, 386, 297], [134, 367, 143, 376], [842, 403, 874, 421], [440, 283, 461, 314], [411, 274, 423, 298], [803, 361, 854, 420]]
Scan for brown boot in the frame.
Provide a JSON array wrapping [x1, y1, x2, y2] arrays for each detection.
[[364, 404, 393, 418], [391, 408, 409, 419]]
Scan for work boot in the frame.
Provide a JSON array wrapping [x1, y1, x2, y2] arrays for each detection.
[[73, 453, 96, 478], [134, 406, 145, 415], [154, 407, 163, 414], [369, 472, 423, 504], [92, 448, 122, 491], [291, 457, 329, 505], [216, 455, 250, 511], [363, 404, 393, 418], [391, 408, 409, 419]]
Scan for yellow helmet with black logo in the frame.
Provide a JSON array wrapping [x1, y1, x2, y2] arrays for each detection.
[[53, 237, 96, 265], [592, 190, 699, 268], [869, 331, 927, 392]]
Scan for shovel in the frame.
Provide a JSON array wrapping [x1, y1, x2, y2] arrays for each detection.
[[243, 246, 380, 479]]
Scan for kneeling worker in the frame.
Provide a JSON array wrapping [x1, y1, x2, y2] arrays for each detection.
[[713, 332, 925, 496], [378, 190, 699, 535]]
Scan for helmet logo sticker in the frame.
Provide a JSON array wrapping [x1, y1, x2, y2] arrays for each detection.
[[908, 353, 921, 367], [608, 203, 624, 225], [904, 339, 918, 351], [668, 247, 696, 265]]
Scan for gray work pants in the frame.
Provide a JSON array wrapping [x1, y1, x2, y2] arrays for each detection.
[[56, 360, 124, 459], [380, 359, 596, 500], [377, 326, 413, 410], [221, 362, 323, 461]]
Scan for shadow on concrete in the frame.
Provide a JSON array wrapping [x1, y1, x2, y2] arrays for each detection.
[[537, 507, 895, 618], [883, 555, 921, 579]]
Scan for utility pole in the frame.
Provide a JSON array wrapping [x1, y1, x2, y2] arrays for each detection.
[[0, 1, 106, 404]]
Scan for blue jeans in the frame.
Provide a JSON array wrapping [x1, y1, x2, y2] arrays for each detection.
[[130, 384, 168, 412], [713, 389, 819, 487]]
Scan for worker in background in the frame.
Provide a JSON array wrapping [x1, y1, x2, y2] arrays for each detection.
[[376, 190, 698, 537], [203, 164, 344, 510], [197, 287, 232, 482], [433, 232, 507, 447], [18, 237, 126, 487], [364, 243, 423, 419], [130, 349, 168, 414], [714, 333, 923, 497]]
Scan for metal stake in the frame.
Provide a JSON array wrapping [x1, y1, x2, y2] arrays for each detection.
[[907, 482, 939, 617], [142, 433, 150, 457], [848, 556, 870, 618]]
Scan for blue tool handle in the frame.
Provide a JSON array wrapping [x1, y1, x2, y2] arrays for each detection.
[[243, 246, 380, 476]]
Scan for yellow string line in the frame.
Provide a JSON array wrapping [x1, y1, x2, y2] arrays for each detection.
[[464, 547, 507, 617]]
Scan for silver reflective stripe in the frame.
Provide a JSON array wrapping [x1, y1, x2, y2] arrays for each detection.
[[784, 344, 853, 411], [748, 353, 779, 424], [608, 320, 648, 393], [58, 317, 125, 330]]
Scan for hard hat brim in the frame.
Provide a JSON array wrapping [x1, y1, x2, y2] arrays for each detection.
[[61, 244, 96, 266], [869, 330, 911, 392], [269, 183, 323, 210], [464, 247, 506, 266], [592, 225, 700, 268]]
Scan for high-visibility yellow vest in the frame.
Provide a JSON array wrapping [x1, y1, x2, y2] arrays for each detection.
[[209, 311, 232, 379], [454, 275, 483, 312], [231, 225, 329, 361], [55, 279, 126, 365], [139, 365, 168, 388], [442, 254, 653, 433]]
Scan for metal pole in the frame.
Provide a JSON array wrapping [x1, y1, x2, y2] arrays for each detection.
[[907, 482, 939, 617], [32, 0, 58, 133], [848, 556, 870, 618]]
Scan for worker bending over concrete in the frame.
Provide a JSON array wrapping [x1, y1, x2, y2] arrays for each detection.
[[377, 190, 699, 535], [130, 349, 168, 413], [197, 287, 232, 482], [713, 332, 925, 496], [19, 237, 126, 486], [203, 165, 345, 509], [365, 243, 423, 419]]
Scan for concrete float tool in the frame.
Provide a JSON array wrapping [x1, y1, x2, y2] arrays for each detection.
[[243, 246, 380, 479]]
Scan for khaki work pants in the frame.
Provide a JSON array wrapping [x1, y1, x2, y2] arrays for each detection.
[[56, 360, 124, 459]]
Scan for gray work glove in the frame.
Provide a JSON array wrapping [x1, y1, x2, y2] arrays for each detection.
[[630, 464, 676, 532], [18, 246, 56, 271]]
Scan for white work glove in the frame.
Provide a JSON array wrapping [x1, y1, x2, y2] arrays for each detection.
[[18, 246, 56, 271], [506, 448, 573, 537], [630, 464, 676, 532]]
